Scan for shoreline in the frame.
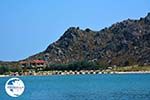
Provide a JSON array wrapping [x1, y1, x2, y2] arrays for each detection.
[[114, 71, 150, 74], [1, 70, 150, 77]]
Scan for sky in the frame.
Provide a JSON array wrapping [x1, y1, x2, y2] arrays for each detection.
[[0, 0, 150, 61]]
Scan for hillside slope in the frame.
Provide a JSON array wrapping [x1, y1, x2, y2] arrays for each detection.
[[26, 13, 150, 67]]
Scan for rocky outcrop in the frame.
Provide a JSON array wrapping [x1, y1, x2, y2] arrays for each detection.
[[23, 13, 150, 67]]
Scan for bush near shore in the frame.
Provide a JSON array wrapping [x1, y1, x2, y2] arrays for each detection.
[[1, 61, 150, 75], [44, 61, 108, 71], [112, 65, 150, 72], [0, 65, 22, 75]]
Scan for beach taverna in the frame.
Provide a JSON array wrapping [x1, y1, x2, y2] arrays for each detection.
[[20, 60, 46, 69]]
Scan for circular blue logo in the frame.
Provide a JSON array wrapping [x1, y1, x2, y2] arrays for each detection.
[[5, 78, 25, 97]]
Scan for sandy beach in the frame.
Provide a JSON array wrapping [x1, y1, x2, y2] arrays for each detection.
[[1, 70, 150, 77]]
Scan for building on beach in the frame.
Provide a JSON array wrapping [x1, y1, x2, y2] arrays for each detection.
[[20, 60, 46, 70]]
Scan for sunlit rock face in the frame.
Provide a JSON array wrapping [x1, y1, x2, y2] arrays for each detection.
[[26, 13, 150, 67]]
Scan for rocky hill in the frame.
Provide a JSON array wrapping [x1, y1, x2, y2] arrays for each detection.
[[24, 13, 150, 67]]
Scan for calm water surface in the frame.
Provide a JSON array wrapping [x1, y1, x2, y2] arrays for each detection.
[[0, 74, 150, 100]]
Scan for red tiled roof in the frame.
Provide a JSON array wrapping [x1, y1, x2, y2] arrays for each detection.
[[31, 60, 46, 64], [20, 60, 46, 64]]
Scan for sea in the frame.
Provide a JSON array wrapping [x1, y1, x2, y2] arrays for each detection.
[[0, 74, 150, 100]]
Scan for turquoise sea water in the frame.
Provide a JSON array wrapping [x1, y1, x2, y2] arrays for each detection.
[[0, 74, 150, 100]]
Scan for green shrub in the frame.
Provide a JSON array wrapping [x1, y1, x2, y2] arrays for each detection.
[[44, 61, 107, 71], [0, 66, 9, 74]]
